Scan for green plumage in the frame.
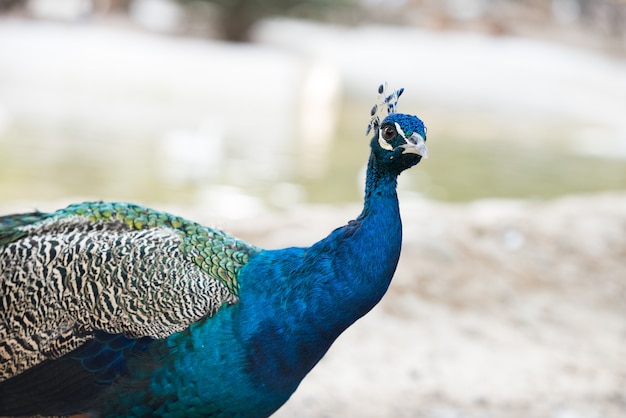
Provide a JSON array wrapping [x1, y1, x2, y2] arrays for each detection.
[[59, 202, 257, 294], [14, 202, 258, 294], [0, 212, 48, 247]]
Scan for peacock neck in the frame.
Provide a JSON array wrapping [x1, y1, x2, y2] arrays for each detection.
[[354, 152, 403, 296], [303, 150, 403, 328], [231, 151, 404, 402], [361, 152, 400, 215]]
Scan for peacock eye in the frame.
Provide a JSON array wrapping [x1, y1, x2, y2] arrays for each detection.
[[381, 125, 396, 141]]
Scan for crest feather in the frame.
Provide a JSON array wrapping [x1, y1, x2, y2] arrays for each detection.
[[366, 83, 405, 135]]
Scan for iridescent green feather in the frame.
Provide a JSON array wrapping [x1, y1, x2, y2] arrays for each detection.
[[2, 202, 259, 294], [0, 212, 51, 247]]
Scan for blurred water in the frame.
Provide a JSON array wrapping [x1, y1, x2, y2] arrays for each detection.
[[0, 18, 625, 218]]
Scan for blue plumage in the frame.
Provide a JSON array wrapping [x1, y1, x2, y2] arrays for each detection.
[[0, 85, 427, 417]]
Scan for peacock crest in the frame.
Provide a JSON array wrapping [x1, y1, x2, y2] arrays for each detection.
[[365, 83, 405, 136]]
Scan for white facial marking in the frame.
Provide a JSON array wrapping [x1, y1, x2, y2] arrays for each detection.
[[394, 122, 407, 141], [377, 129, 394, 151]]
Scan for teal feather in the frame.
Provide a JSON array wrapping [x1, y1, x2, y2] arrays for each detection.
[[0, 85, 428, 417], [0, 211, 50, 247]]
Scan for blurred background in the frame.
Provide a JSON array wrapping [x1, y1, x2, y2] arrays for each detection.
[[0, 0, 625, 215], [1, 1, 625, 417]]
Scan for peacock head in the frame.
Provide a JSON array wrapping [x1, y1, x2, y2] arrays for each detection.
[[366, 84, 428, 172]]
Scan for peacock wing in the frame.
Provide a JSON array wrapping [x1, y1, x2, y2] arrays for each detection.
[[0, 201, 260, 382]]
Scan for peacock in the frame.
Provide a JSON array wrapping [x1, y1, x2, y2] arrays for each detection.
[[0, 84, 427, 417]]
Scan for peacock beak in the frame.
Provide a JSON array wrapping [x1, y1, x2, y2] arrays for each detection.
[[400, 133, 428, 158]]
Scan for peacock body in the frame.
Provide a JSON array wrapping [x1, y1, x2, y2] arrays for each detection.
[[0, 85, 427, 417]]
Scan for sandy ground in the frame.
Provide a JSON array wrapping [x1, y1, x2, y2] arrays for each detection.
[[226, 193, 626, 418], [1, 193, 625, 417]]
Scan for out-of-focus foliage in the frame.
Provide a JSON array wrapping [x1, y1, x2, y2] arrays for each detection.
[[178, 0, 356, 41], [0, 0, 23, 11]]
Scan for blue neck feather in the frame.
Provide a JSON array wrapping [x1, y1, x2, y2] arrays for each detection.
[[234, 150, 403, 404]]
